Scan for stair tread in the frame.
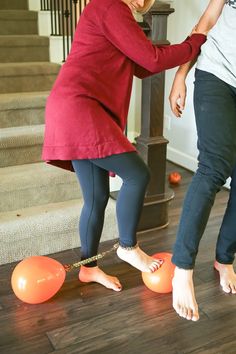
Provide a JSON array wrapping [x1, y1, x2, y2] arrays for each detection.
[[0, 162, 77, 193], [0, 35, 49, 46], [0, 197, 116, 233], [0, 62, 60, 76], [0, 10, 37, 19], [0, 91, 49, 110], [0, 0, 28, 10], [1, 123, 44, 136], [0, 198, 81, 226], [0, 124, 44, 147], [0, 196, 117, 265]]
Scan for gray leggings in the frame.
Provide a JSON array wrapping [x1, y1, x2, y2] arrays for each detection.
[[72, 152, 150, 266]]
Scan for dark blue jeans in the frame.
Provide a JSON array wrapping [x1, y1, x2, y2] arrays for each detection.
[[172, 69, 236, 269], [72, 152, 150, 266]]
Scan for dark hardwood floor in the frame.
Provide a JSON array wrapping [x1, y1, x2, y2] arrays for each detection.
[[1, 162, 235, 354]]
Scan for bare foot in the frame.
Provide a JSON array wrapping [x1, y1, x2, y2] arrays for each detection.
[[116, 245, 162, 273], [172, 267, 199, 321], [214, 261, 236, 294], [78, 266, 122, 292]]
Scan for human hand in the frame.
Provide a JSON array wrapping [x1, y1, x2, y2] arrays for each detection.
[[169, 74, 187, 118]]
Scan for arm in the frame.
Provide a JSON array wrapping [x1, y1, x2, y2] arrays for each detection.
[[169, 0, 225, 117], [134, 63, 153, 79], [102, 2, 206, 74]]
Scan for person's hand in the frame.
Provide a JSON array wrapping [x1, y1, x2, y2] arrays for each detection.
[[169, 74, 187, 118]]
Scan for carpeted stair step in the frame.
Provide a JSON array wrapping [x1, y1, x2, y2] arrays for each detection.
[[0, 91, 48, 128], [0, 0, 28, 10], [0, 35, 49, 63], [0, 124, 44, 167], [0, 162, 82, 212], [0, 62, 60, 93], [0, 10, 38, 35], [0, 198, 117, 264]]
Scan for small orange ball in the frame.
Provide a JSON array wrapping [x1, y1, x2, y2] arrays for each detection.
[[142, 252, 175, 293], [168, 171, 181, 185]]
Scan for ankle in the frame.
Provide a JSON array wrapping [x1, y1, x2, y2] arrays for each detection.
[[174, 267, 193, 278], [118, 243, 139, 251], [214, 261, 234, 271], [80, 265, 98, 273]]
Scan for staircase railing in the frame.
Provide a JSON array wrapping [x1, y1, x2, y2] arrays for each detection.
[[40, 0, 89, 61]]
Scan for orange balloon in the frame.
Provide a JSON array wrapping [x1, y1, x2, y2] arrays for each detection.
[[11, 256, 66, 304], [142, 252, 175, 293], [168, 172, 182, 185]]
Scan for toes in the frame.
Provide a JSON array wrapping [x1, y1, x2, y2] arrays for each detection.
[[149, 263, 159, 272], [231, 284, 236, 294], [115, 280, 122, 291], [192, 313, 199, 321], [228, 282, 236, 294], [173, 303, 182, 317], [186, 309, 193, 320], [191, 306, 199, 321], [149, 259, 163, 272], [110, 277, 122, 291], [221, 283, 231, 293], [179, 307, 187, 318], [173, 302, 199, 321], [155, 259, 163, 267], [113, 284, 122, 292]]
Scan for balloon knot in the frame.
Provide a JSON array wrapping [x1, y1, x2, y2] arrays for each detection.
[[63, 264, 73, 272]]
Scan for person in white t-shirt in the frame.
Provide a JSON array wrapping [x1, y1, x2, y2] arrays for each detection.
[[169, 0, 236, 321]]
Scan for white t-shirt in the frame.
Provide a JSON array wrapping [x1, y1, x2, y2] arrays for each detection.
[[197, 0, 236, 87]]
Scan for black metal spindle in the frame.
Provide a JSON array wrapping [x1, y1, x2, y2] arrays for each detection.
[[57, 0, 61, 35], [64, 0, 70, 57], [50, 0, 54, 35], [79, 0, 82, 19], [73, 0, 78, 28], [54, 0, 58, 34], [61, 0, 66, 61], [41, 0, 51, 11], [48, 0, 89, 61], [70, 0, 74, 43]]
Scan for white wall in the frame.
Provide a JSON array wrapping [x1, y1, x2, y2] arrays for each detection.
[[28, 0, 40, 10]]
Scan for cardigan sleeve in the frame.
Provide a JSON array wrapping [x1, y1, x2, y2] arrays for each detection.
[[102, 1, 206, 74], [134, 63, 153, 79]]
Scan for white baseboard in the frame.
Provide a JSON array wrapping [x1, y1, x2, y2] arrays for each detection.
[[167, 146, 198, 172]]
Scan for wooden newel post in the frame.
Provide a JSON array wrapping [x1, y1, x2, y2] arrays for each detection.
[[136, 1, 175, 232]]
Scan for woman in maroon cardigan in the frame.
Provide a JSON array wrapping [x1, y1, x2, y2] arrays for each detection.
[[42, 0, 206, 291]]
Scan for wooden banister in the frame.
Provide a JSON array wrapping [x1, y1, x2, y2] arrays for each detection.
[[136, 0, 175, 232]]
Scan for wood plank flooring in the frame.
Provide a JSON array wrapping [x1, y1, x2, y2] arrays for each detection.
[[0, 162, 235, 354]]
